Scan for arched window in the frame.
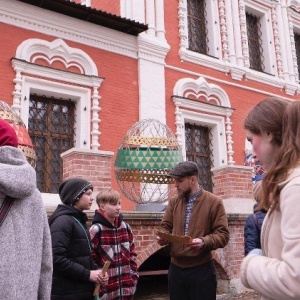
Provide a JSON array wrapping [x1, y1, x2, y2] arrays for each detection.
[[173, 77, 234, 190], [11, 38, 103, 193]]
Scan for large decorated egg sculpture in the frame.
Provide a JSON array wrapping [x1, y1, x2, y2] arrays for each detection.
[[0, 101, 37, 167], [114, 119, 182, 205]]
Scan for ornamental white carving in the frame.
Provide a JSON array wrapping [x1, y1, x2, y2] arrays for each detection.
[[173, 77, 235, 165], [12, 38, 103, 150]]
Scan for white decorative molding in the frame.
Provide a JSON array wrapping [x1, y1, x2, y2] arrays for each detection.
[[19, 75, 93, 149], [12, 38, 104, 150], [225, 112, 235, 165], [173, 77, 231, 107], [271, 6, 284, 79], [219, 0, 230, 63], [230, 66, 246, 81], [176, 0, 300, 93], [288, 6, 300, 85], [137, 34, 170, 64], [16, 38, 98, 76], [0, 0, 138, 59], [81, 0, 91, 7], [173, 77, 235, 166], [239, 0, 250, 68], [244, 68, 285, 89], [290, 0, 300, 12], [285, 83, 299, 95], [167, 63, 298, 101]]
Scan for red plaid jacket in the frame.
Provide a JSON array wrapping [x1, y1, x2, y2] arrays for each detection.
[[90, 211, 138, 300]]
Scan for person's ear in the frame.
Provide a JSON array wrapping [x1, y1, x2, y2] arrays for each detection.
[[266, 132, 273, 142]]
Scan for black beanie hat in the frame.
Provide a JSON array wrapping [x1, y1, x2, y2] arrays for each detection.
[[59, 178, 93, 205]]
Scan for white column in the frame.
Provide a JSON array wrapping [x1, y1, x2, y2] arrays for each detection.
[[138, 59, 166, 123], [145, 0, 156, 37], [232, 0, 243, 66], [11, 63, 23, 116], [91, 84, 101, 150], [224, 0, 236, 64], [238, 0, 250, 68], [155, 0, 165, 40], [121, 0, 146, 24], [81, 0, 91, 7], [276, 1, 293, 81]]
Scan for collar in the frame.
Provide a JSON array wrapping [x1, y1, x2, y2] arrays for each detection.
[[186, 188, 202, 201]]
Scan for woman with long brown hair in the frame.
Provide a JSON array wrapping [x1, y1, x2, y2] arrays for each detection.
[[240, 97, 300, 299]]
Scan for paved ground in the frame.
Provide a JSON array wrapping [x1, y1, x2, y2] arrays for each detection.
[[218, 291, 260, 299]]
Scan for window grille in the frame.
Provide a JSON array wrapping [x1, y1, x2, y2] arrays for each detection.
[[187, 0, 209, 54], [185, 123, 213, 192], [294, 32, 300, 80], [246, 12, 265, 72], [28, 94, 75, 193]]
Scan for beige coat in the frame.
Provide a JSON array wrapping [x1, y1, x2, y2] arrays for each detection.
[[240, 166, 300, 300]]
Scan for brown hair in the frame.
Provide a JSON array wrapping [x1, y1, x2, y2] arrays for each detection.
[[244, 97, 300, 213], [252, 181, 268, 212], [96, 189, 120, 207]]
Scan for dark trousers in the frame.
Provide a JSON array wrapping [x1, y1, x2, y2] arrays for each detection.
[[168, 261, 217, 300]]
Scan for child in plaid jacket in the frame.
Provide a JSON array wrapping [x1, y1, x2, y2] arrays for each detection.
[[90, 190, 138, 300]]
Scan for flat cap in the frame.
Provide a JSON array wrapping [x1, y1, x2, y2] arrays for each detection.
[[168, 161, 199, 178]]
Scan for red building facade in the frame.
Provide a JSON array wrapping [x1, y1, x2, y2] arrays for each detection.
[[1, 0, 300, 295]]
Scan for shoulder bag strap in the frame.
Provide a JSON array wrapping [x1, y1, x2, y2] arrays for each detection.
[[71, 216, 92, 251], [0, 196, 14, 226]]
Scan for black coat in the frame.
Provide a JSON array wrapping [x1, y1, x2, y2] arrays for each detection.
[[244, 204, 267, 256], [49, 204, 98, 300]]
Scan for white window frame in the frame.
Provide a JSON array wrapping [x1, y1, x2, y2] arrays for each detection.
[[243, 1, 276, 77], [179, 0, 222, 70], [11, 38, 103, 204], [173, 77, 235, 167], [21, 76, 91, 149], [181, 109, 227, 168], [11, 38, 103, 150]]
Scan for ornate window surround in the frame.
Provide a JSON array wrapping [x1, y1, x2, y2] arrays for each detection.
[[177, 0, 298, 92], [288, 3, 300, 84], [243, 0, 276, 77], [11, 38, 103, 150], [173, 77, 235, 166], [179, 0, 223, 71]]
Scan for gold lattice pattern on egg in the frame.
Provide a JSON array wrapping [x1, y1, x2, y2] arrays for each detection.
[[0, 100, 37, 168], [115, 169, 175, 184], [0, 110, 22, 124], [122, 136, 179, 147]]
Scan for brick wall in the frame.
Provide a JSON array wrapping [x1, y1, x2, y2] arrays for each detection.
[[60, 151, 254, 294], [61, 148, 114, 193]]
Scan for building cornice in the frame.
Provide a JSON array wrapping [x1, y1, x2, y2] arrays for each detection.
[[0, 0, 139, 59], [16, 0, 148, 36]]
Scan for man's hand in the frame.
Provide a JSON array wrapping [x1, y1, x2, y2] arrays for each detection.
[[187, 238, 205, 249], [156, 235, 168, 246]]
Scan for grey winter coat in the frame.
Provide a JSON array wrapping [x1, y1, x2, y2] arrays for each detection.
[[0, 146, 53, 300]]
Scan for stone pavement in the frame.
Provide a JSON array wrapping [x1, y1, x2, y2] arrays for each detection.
[[217, 291, 259, 299]]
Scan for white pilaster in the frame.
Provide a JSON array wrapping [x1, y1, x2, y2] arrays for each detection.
[[137, 35, 170, 123]]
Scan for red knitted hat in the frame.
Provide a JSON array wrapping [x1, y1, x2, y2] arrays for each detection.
[[0, 119, 18, 148]]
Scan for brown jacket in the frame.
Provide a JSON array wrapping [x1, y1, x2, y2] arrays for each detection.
[[159, 189, 229, 268]]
